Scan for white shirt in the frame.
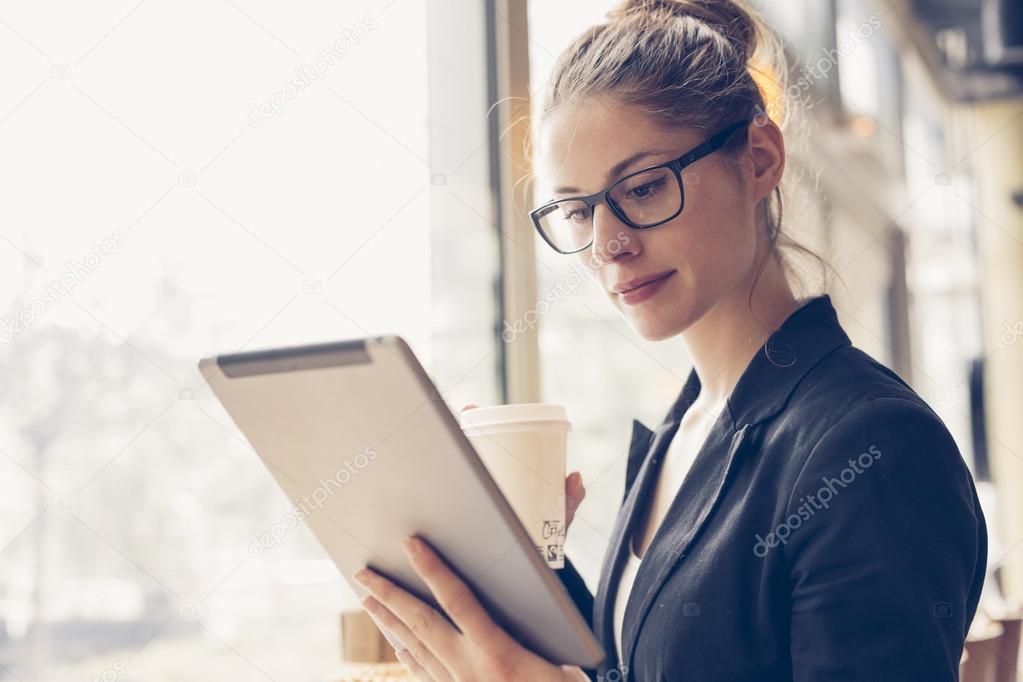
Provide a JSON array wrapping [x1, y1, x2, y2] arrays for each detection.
[[612, 420, 703, 662]]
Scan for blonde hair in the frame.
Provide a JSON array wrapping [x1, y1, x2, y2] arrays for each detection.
[[535, 0, 833, 297]]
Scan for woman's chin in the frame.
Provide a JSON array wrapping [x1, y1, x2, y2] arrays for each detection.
[[626, 313, 683, 342]]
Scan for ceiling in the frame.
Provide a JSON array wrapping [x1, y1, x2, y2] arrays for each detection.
[[894, 0, 1023, 100]]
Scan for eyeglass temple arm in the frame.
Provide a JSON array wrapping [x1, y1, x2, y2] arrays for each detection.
[[673, 119, 751, 170]]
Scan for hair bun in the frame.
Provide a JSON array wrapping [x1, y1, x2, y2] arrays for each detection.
[[607, 0, 757, 64]]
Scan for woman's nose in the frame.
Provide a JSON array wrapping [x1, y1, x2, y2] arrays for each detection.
[[590, 202, 636, 264]]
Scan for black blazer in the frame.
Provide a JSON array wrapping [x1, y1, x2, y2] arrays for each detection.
[[556, 294, 987, 681]]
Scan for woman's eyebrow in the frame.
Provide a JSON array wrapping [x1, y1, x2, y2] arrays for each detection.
[[552, 149, 668, 194]]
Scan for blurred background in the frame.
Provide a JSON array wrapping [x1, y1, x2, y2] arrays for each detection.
[[1, 0, 1021, 679]]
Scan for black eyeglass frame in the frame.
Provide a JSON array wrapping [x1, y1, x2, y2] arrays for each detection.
[[530, 118, 752, 254]]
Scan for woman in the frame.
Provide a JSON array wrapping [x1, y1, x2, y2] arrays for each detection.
[[354, 0, 988, 679]]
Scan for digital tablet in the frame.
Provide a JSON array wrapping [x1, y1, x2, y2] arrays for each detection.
[[197, 334, 604, 668]]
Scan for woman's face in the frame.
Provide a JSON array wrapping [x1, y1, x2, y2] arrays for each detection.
[[537, 95, 778, 341]]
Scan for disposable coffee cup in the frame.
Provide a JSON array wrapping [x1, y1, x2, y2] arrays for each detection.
[[458, 403, 571, 569]]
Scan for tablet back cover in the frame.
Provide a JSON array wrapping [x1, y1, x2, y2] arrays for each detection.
[[198, 335, 604, 668]]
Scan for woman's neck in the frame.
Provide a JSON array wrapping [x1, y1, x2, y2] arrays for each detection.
[[683, 262, 801, 413]]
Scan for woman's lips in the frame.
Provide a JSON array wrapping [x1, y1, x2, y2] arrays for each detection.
[[616, 270, 675, 305]]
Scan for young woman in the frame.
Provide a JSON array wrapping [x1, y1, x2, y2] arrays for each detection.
[[354, 0, 988, 679]]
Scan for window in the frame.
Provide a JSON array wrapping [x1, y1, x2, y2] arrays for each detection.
[[0, 1, 500, 678]]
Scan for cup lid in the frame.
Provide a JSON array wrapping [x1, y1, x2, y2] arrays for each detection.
[[458, 403, 569, 429]]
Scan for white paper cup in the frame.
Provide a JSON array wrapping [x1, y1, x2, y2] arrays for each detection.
[[459, 403, 570, 569]]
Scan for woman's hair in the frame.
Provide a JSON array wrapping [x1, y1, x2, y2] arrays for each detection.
[[534, 0, 835, 299]]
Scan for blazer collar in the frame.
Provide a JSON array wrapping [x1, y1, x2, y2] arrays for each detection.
[[662, 293, 851, 430], [618, 293, 849, 501], [593, 294, 851, 675]]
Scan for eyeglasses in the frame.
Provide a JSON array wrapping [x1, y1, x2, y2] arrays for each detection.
[[530, 119, 751, 255]]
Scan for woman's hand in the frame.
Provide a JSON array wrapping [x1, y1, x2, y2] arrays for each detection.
[[460, 404, 587, 533], [563, 470, 585, 531], [354, 536, 588, 682]]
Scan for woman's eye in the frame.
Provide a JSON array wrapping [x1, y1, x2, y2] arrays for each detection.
[[627, 177, 666, 201]]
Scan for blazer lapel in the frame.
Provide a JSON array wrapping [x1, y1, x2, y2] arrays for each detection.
[[620, 421, 752, 672], [592, 368, 702, 666], [592, 417, 679, 664], [623, 418, 655, 503]]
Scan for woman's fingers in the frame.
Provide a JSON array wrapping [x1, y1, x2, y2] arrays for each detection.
[[361, 595, 451, 682], [354, 568, 461, 666], [386, 537, 574, 682], [401, 537, 519, 661], [394, 647, 433, 681], [565, 471, 586, 530]]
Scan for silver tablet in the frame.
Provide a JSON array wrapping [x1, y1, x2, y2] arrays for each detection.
[[198, 334, 604, 668]]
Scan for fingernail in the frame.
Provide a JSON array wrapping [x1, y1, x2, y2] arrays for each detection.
[[395, 648, 412, 666], [402, 536, 421, 556], [354, 569, 371, 584]]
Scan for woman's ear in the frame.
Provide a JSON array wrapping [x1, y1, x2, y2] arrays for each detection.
[[747, 119, 785, 204]]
